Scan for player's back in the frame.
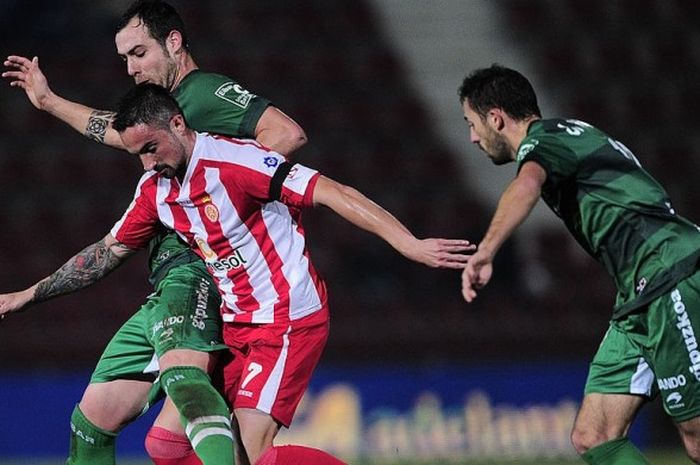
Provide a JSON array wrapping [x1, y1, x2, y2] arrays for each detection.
[[518, 118, 700, 318]]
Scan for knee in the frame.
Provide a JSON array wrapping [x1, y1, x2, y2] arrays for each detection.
[[145, 426, 196, 464], [570, 425, 612, 455]]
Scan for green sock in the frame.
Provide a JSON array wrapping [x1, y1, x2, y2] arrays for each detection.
[[66, 404, 117, 465], [581, 437, 650, 465], [161, 366, 234, 465]]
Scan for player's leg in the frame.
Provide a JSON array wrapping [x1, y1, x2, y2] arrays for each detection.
[[147, 264, 234, 465], [224, 307, 347, 465], [67, 309, 159, 465], [571, 320, 653, 465], [571, 393, 648, 464], [67, 380, 152, 465], [145, 399, 203, 465]]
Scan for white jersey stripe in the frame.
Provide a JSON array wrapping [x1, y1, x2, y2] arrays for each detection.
[[203, 165, 272, 318]]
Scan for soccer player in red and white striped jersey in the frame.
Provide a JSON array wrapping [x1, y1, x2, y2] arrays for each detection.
[[104, 82, 473, 464]]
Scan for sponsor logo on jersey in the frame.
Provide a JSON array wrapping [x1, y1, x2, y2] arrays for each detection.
[[636, 277, 647, 294], [516, 139, 538, 162], [155, 249, 171, 263], [207, 248, 248, 273], [204, 203, 220, 222], [214, 82, 255, 108], [195, 237, 217, 260], [264, 156, 279, 168], [657, 374, 686, 390], [671, 289, 700, 381], [190, 277, 210, 330], [666, 392, 684, 408]]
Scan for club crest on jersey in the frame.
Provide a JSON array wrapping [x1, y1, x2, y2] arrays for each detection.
[[214, 82, 255, 108], [195, 237, 217, 260], [204, 204, 219, 222], [264, 156, 279, 168], [517, 140, 539, 161]]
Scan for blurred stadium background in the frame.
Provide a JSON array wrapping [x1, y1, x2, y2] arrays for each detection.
[[0, 0, 698, 463]]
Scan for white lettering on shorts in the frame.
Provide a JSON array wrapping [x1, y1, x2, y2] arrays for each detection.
[[671, 288, 700, 381], [190, 277, 210, 330], [657, 374, 687, 391]]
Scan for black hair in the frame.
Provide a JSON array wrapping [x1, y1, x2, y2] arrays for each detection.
[[112, 83, 183, 132], [116, 0, 189, 49], [458, 64, 541, 120]]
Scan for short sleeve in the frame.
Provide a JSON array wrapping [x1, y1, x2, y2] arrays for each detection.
[[110, 173, 162, 250], [518, 136, 579, 188]]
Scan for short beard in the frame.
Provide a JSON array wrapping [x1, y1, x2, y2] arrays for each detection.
[[488, 133, 513, 165]]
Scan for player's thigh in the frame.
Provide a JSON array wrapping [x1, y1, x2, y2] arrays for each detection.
[[575, 321, 652, 447], [80, 379, 153, 432]]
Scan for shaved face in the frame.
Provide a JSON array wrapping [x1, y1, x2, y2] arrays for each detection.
[[115, 17, 178, 89]]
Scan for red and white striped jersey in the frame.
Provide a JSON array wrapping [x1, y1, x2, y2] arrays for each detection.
[[111, 133, 328, 324]]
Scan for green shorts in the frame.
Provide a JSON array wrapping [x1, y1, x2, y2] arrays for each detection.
[[90, 261, 226, 385], [585, 268, 700, 422]]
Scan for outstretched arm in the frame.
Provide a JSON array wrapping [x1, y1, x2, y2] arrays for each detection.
[[3, 55, 125, 148], [312, 175, 474, 269], [462, 161, 546, 302], [0, 234, 136, 318]]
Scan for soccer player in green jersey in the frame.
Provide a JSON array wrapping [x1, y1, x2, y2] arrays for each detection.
[[0, 1, 343, 465], [459, 64, 700, 465]]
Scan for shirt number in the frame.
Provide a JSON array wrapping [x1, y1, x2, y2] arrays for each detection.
[[241, 362, 263, 390]]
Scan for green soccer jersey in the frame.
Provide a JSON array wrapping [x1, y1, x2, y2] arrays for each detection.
[[147, 70, 272, 285], [517, 118, 700, 319]]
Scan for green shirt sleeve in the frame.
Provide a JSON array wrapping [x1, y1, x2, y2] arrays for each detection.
[[173, 70, 272, 138], [518, 135, 579, 189]]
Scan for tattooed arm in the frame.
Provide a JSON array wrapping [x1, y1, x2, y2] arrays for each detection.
[[3, 55, 125, 149], [0, 234, 136, 318]]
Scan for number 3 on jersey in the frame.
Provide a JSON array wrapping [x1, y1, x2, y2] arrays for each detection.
[[241, 362, 263, 390]]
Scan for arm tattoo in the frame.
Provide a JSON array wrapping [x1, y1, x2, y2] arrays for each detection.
[[85, 110, 115, 143], [33, 238, 125, 304]]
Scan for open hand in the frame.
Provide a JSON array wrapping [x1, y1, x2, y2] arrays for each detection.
[[405, 238, 475, 269], [3, 55, 52, 110]]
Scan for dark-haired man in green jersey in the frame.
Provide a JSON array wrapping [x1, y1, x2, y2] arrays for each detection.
[[459, 64, 700, 465]]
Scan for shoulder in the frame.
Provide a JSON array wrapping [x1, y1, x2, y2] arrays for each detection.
[[195, 133, 284, 173]]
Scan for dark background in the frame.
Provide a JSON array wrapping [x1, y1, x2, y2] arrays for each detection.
[[0, 0, 698, 375]]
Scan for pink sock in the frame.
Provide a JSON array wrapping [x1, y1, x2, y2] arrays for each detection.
[[144, 426, 203, 465], [256, 445, 347, 465]]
